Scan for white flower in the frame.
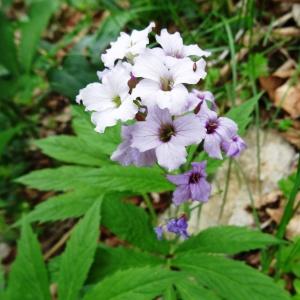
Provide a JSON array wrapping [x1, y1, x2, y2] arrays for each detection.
[[101, 22, 155, 69], [132, 49, 207, 115], [154, 29, 210, 63], [76, 64, 138, 133]]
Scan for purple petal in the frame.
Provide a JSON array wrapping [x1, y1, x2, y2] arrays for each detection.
[[203, 133, 222, 159], [172, 185, 191, 205], [190, 178, 211, 202], [167, 174, 190, 185]]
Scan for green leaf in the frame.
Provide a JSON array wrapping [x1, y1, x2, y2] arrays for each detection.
[[173, 253, 290, 300], [48, 55, 97, 99], [72, 106, 121, 155], [163, 286, 177, 300], [0, 12, 19, 75], [0, 126, 22, 156], [6, 221, 51, 300], [17, 165, 173, 193], [35, 135, 111, 166], [58, 200, 101, 300], [88, 245, 164, 283], [22, 189, 168, 254], [19, 0, 57, 72], [226, 92, 263, 135], [176, 278, 221, 300], [176, 226, 282, 255], [101, 193, 169, 254], [83, 267, 182, 300]]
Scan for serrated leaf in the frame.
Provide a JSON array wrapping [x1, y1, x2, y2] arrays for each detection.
[[176, 226, 282, 255], [88, 245, 164, 283], [83, 266, 182, 300], [173, 253, 290, 300], [17, 165, 173, 193], [58, 200, 101, 300], [226, 92, 263, 135], [22, 189, 168, 254], [35, 135, 111, 166], [6, 221, 51, 300], [72, 106, 121, 155], [101, 193, 169, 254], [19, 0, 57, 72], [176, 278, 221, 300]]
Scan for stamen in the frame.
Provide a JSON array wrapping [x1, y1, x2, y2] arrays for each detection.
[[189, 172, 201, 184], [159, 123, 176, 142], [113, 96, 121, 107], [206, 119, 219, 134]]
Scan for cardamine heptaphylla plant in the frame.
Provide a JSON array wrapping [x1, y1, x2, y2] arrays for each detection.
[[76, 22, 246, 240]]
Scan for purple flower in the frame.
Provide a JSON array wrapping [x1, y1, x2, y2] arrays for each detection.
[[166, 216, 189, 239], [111, 125, 156, 167], [167, 161, 211, 205], [154, 226, 163, 240], [186, 89, 217, 113], [198, 108, 238, 159], [131, 106, 205, 171], [222, 134, 246, 157]]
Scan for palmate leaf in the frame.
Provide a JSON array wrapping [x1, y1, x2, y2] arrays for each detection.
[[88, 245, 164, 283], [72, 106, 121, 156], [175, 278, 221, 300], [176, 225, 282, 255], [57, 200, 101, 300], [16, 165, 173, 194], [173, 253, 290, 300], [83, 266, 182, 300], [35, 135, 111, 167], [23, 189, 169, 254], [6, 221, 51, 300]]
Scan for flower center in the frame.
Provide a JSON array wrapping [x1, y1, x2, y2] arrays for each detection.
[[159, 123, 176, 142], [160, 77, 174, 91], [206, 119, 219, 134], [113, 96, 121, 107], [189, 172, 201, 184]]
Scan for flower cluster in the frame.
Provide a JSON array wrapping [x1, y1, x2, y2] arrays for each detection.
[[155, 216, 189, 240], [76, 23, 246, 240]]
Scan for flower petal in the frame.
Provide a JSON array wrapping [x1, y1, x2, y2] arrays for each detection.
[[172, 185, 191, 205], [190, 178, 211, 202], [183, 44, 211, 57], [203, 133, 222, 159], [155, 143, 187, 171], [167, 173, 190, 185], [173, 114, 205, 146], [91, 109, 118, 133]]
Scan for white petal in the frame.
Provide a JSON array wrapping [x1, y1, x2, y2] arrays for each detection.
[[172, 58, 207, 85], [156, 29, 184, 58], [101, 33, 130, 68], [156, 85, 188, 115], [155, 143, 187, 171], [132, 79, 160, 108], [147, 105, 172, 125], [76, 83, 115, 112], [91, 109, 118, 133], [116, 97, 138, 122], [102, 64, 130, 98], [183, 44, 211, 57], [132, 49, 168, 82], [173, 114, 205, 146]]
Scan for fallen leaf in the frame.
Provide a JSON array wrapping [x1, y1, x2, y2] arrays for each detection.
[[274, 80, 300, 118]]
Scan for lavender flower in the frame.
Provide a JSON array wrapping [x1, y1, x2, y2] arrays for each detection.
[[166, 216, 189, 239], [167, 161, 211, 205], [154, 226, 164, 240], [198, 108, 238, 159], [111, 125, 156, 167], [222, 134, 246, 158], [131, 106, 205, 171], [186, 89, 217, 113]]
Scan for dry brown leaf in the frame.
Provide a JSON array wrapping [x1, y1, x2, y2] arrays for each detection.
[[259, 76, 285, 100], [274, 80, 300, 118], [292, 4, 300, 26], [266, 207, 283, 223], [255, 190, 283, 208]]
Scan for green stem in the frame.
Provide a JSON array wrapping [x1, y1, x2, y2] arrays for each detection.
[[276, 155, 300, 239], [143, 193, 157, 225], [218, 159, 232, 220]]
